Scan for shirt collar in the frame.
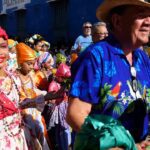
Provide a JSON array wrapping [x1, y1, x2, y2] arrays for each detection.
[[106, 34, 142, 58], [106, 34, 124, 55]]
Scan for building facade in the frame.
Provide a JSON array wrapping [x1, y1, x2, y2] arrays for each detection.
[[0, 0, 103, 45]]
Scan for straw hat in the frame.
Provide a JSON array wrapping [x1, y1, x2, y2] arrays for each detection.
[[96, 0, 150, 22]]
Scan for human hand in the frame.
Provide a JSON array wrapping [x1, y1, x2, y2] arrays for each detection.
[[76, 45, 82, 53], [44, 86, 65, 101], [136, 140, 150, 150], [19, 98, 36, 109], [47, 99, 56, 104]]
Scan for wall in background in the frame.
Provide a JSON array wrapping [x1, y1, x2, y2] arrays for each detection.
[[0, 0, 103, 46]]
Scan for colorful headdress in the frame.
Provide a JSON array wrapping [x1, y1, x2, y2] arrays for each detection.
[[34, 52, 54, 70], [0, 27, 8, 40], [42, 40, 50, 49], [8, 39, 18, 49], [56, 53, 66, 65], [48, 80, 60, 92], [56, 63, 71, 78], [16, 42, 36, 64], [28, 34, 43, 44]]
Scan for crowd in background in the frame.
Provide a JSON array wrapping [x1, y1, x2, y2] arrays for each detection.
[[0, 18, 112, 150], [0, 1, 150, 148]]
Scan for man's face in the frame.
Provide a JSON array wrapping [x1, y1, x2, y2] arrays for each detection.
[[83, 23, 92, 36], [92, 25, 108, 42], [118, 6, 150, 48]]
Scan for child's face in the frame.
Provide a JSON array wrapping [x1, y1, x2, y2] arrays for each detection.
[[9, 46, 16, 53], [43, 59, 52, 70], [20, 60, 35, 75], [34, 42, 43, 52], [41, 45, 48, 52]]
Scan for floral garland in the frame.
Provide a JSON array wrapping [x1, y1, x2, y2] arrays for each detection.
[[0, 76, 22, 137]]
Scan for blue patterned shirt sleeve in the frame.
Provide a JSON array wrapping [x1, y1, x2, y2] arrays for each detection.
[[70, 44, 102, 104]]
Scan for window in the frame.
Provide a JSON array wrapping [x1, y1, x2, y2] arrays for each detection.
[[16, 9, 26, 39], [49, 0, 68, 41]]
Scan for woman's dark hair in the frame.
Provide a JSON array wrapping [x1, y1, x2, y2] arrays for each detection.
[[34, 38, 44, 46]]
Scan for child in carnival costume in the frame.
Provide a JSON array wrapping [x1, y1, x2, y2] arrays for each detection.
[[27, 34, 44, 57], [43, 62, 71, 150], [15, 42, 60, 150], [33, 51, 54, 91]]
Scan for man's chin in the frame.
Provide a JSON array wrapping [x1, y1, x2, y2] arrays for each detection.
[[136, 38, 149, 46], [142, 38, 149, 44]]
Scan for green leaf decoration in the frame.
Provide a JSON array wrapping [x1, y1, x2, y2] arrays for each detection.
[[147, 89, 150, 97], [94, 83, 112, 110], [113, 102, 124, 116]]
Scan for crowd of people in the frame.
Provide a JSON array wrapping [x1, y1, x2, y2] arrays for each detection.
[[0, 19, 109, 150], [0, 0, 150, 150]]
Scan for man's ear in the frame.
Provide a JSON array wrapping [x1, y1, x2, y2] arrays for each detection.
[[111, 14, 123, 32]]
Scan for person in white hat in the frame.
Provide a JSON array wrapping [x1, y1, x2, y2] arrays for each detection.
[[67, 0, 150, 149]]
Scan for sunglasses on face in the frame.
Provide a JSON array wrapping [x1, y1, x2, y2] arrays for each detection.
[[95, 32, 109, 36], [84, 26, 92, 29]]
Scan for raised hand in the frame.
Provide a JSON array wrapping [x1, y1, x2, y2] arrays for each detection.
[[44, 85, 66, 101]]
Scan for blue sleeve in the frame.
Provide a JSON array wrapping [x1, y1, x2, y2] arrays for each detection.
[[69, 46, 102, 104]]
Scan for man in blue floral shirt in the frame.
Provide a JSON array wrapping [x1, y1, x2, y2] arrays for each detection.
[[67, 0, 150, 149]]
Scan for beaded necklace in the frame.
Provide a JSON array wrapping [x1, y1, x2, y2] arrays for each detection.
[[18, 74, 35, 97], [0, 77, 13, 95], [0, 75, 22, 137]]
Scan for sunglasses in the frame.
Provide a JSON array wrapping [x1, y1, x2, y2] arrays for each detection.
[[84, 26, 92, 28], [95, 32, 109, 36], [130, 66, 138, 93]]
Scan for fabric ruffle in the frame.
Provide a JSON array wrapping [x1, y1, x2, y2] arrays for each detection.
[[74, 114, 136, 150], [43, 101, 69, 130]]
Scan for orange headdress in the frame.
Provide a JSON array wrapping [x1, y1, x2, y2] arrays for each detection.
[[16, 42, 36, 64]]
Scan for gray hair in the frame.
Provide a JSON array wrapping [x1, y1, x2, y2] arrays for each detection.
[[92, 22, 107, 34], [93, 22, 106, 27], [82, 22, 92, 27]]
